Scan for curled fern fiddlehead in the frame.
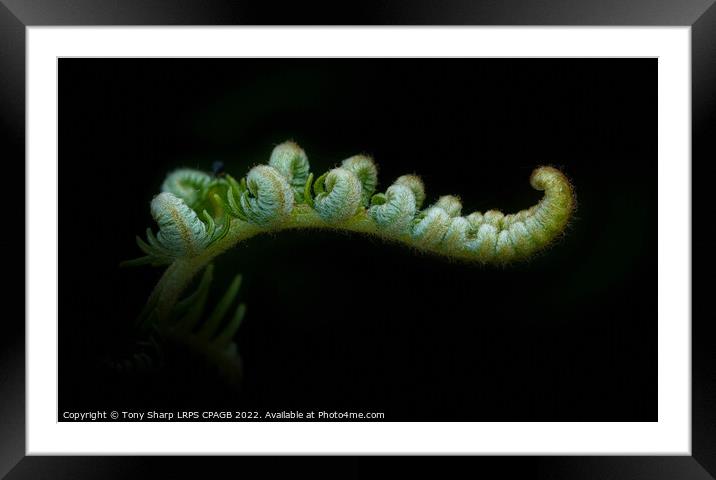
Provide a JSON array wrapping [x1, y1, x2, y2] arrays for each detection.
[[126, 191, 229, 266], [312, 167, 363, 222], [394, 174, 426, 209], [268, 141, 310, 202], [150, 192, 211, 257], [341, 155, 378, 206], [161, 169, 214, 209], [229, 165, 294, 226], [368, 184, 416, 235], [126, 141, 575, 331], [412, 206, 453, 248], [434, 195, 462, 217]]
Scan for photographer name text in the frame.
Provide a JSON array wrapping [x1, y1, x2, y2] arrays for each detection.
[[62, 410, 385, 421]]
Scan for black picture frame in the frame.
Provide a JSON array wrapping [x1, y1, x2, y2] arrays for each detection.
[[2, 0, 711, 477]]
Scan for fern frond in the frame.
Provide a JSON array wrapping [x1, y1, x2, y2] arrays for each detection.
[[128, 141, 575, 332]]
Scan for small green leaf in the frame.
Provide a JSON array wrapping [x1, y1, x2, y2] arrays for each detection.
[[225, 174, 241, 193], [370, 193, 387, 206], [198, 274, 242, 340], [304, 172, 315, 208], [224, 175, 248, 221], [173, 264, 214, 332], [226, 184, 249, 221], [313, 172, 328, 195], [201, 209, 216, 238], [135, 235, 156, 256], [145, 228, 163, 250], [211, 213, 231, 243], [120, 256, 156, 268], [214, 303, 247, 349]]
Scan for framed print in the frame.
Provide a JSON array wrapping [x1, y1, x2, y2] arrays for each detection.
[[2, 0, 712, 477]]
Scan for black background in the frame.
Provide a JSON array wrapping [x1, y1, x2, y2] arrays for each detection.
[[59, 58, 656, 422]]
